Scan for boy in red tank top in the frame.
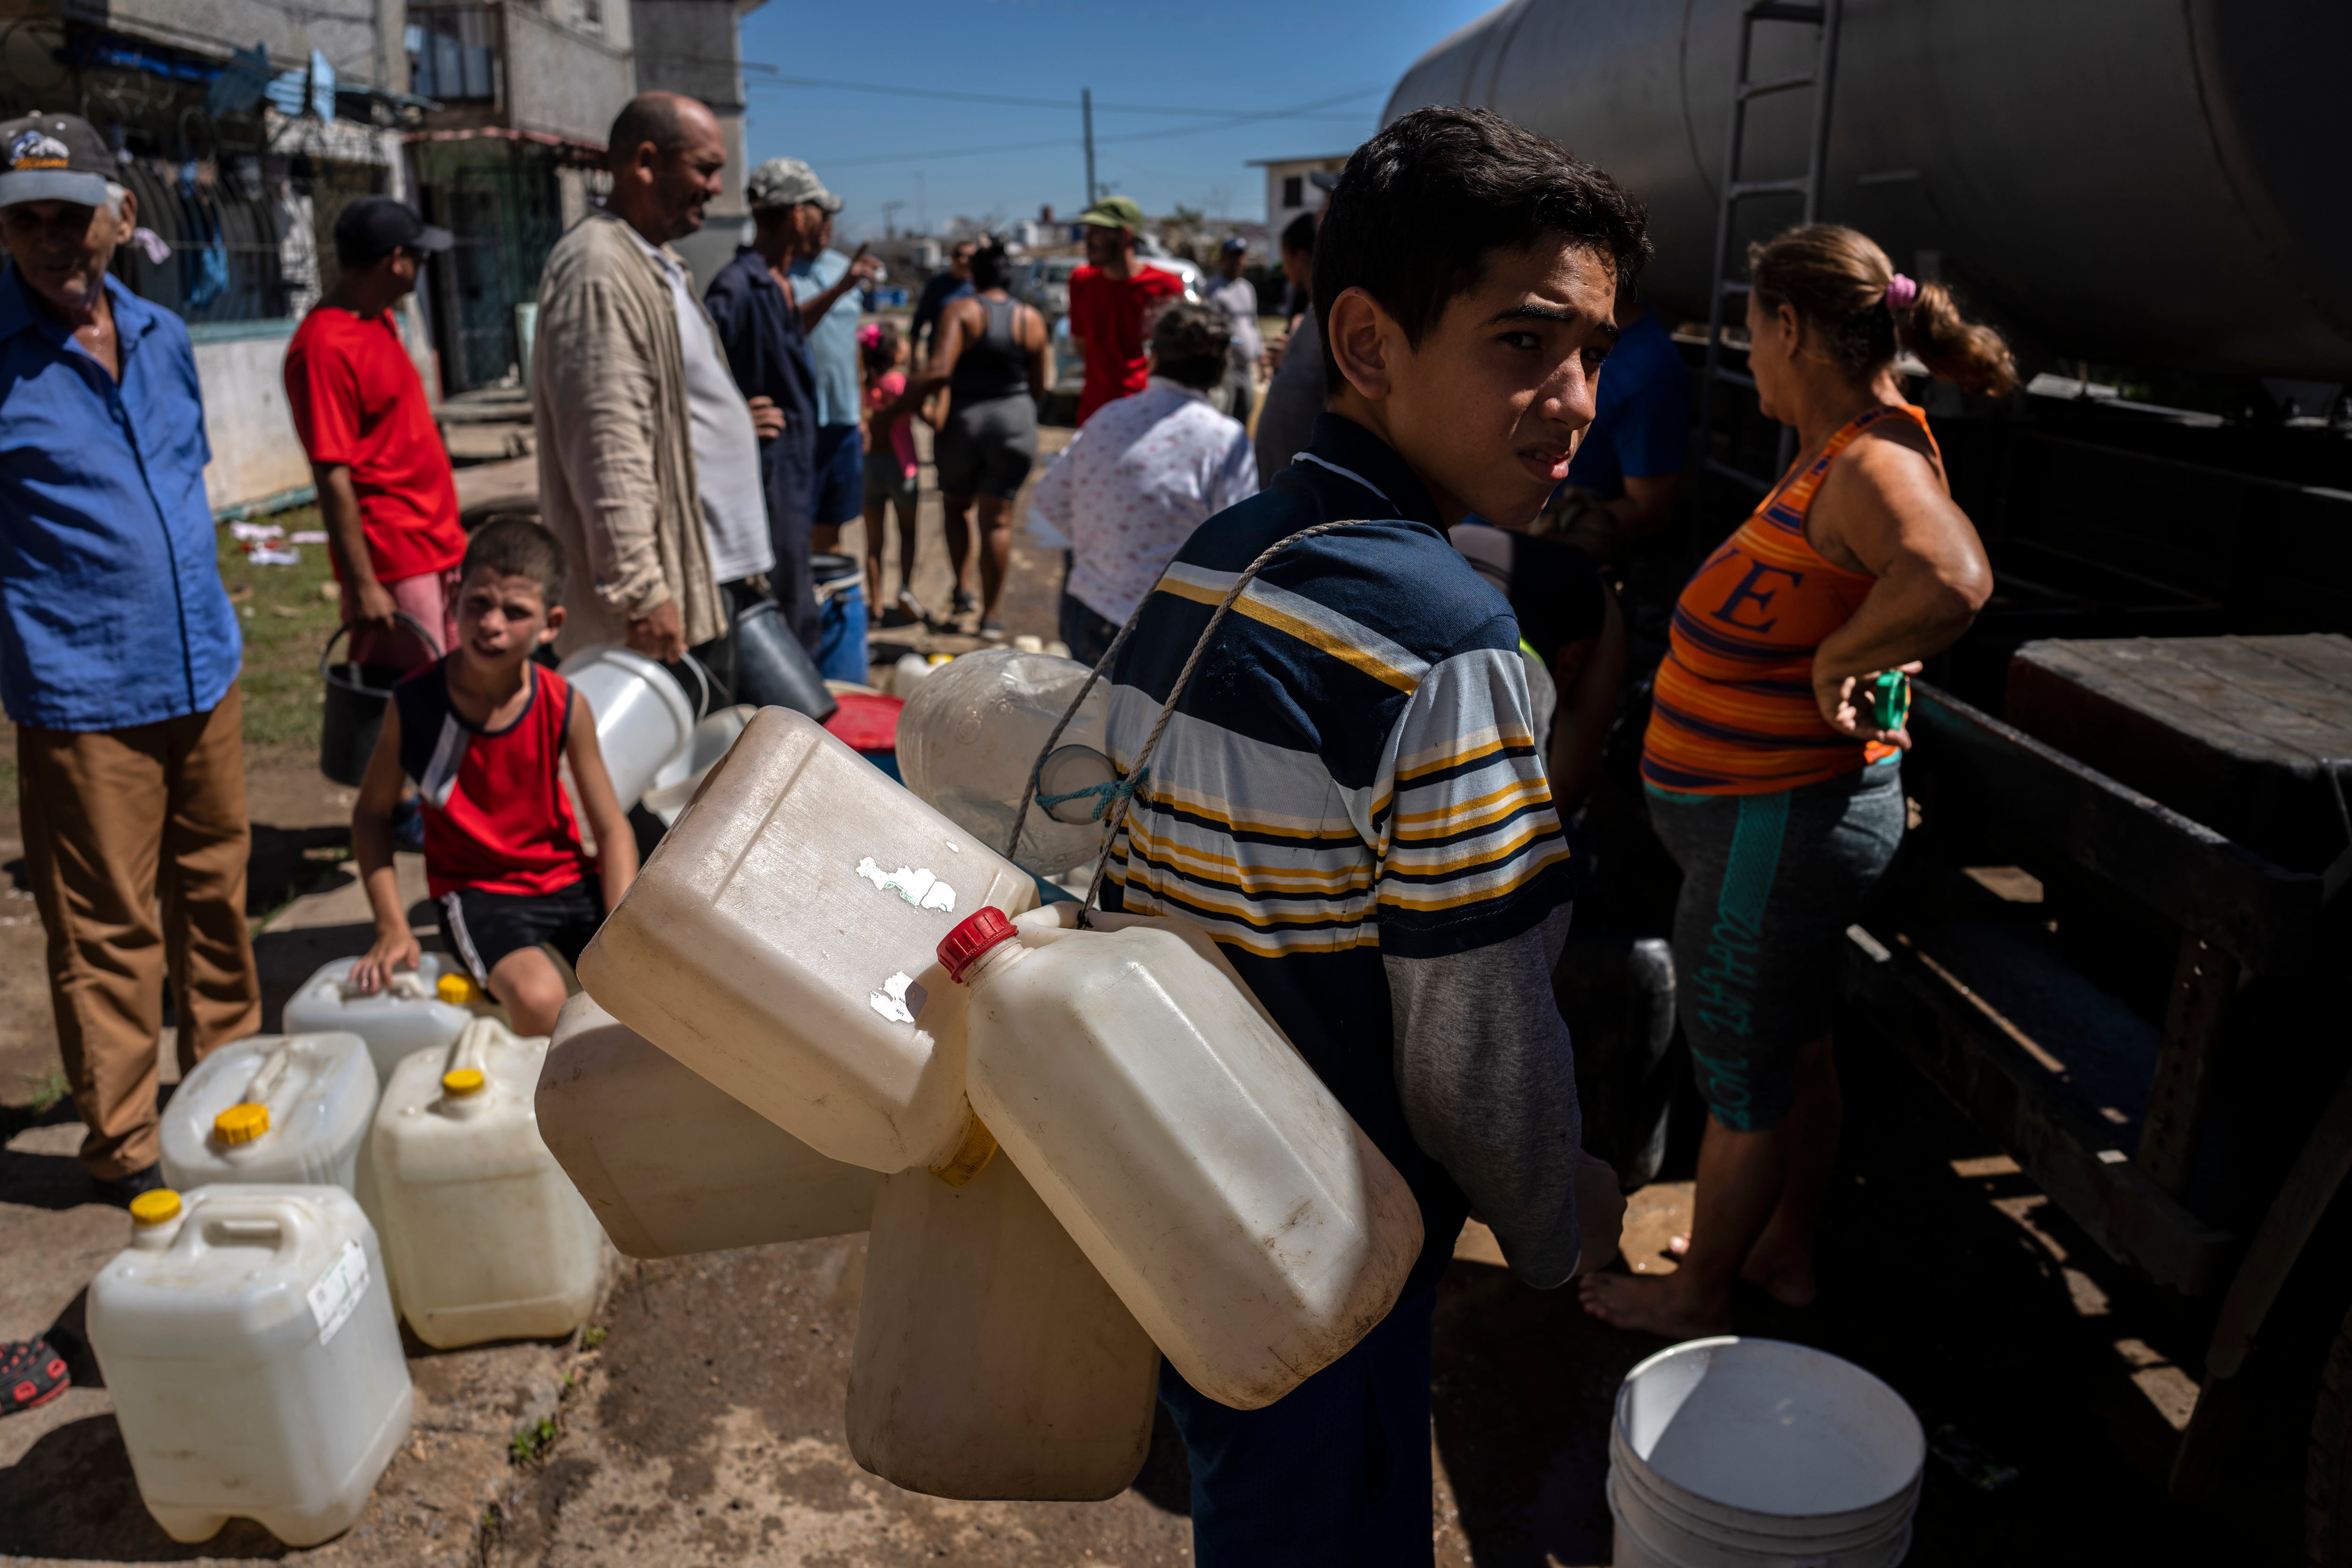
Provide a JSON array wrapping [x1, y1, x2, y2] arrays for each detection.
[[346, 520, 637, 1035]]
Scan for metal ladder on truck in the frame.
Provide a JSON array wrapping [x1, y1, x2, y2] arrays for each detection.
[[1692, 0, 1845, 533]]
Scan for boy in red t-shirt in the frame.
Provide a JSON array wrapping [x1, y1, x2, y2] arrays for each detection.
[[1066, 195, 1186, 425], [347, 520, 636, 1036], [284, 197, 466, 666]]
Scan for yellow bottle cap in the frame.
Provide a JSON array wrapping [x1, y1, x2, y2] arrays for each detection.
[[442, 1067, 487, 1096], [214, 1102, 270, 1144], [437, 972, 479, 1005], [129, 1189, 182, 1226]]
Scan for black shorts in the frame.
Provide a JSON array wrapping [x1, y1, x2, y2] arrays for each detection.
[[441, 879, 604, 986]]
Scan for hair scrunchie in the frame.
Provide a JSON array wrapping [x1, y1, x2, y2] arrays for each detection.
[[1883, 273, 1920, 311], [857, 322, 883, 349]]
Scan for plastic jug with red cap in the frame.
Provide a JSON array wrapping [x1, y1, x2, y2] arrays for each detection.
[[936, 903, 1423, 1410], [578, 705, 1036, 1176]]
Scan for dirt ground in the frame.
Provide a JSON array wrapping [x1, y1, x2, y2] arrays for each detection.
[[0, 429, 2268, 1566]]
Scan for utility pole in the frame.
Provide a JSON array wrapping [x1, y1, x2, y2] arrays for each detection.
[[1082, 88, 1097, 207], [881, 199, 905, 239]]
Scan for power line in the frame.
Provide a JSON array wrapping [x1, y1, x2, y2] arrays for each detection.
[[803, 85, 1378, 172], [742, 71, 1380, 121]]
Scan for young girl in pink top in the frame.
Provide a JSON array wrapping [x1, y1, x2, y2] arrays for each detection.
[[860, 323, 927, 627]]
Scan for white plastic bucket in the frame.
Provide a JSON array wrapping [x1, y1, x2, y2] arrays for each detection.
[[1608, 1337, 1923, 1568], [556, 643, 698, 812]]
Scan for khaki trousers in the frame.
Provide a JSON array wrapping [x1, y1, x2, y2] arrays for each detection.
[[18, 683, 262, 1178]]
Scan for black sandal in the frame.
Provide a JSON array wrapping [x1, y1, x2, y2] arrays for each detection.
[[1, 1337, 70, 1416]]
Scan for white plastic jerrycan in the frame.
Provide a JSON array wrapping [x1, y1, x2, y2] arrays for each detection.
[[847, 1148, 1160, 1501], [579, 705, 1038, 1176], [896, 647, 1110, 876], [283, 953, 486, 1084], [538, 994, 880, 1258], [87, 1184, 412, 1547], [939, 904, 1424, 1411], [371, 1017, 605, 1348], [160, 1033, 379, 1201]]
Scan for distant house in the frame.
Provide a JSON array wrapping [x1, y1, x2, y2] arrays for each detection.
[[1247, 154, 1349, 236]]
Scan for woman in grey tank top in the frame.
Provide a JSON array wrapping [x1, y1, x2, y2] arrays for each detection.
[[879, 243, 1050, 638]]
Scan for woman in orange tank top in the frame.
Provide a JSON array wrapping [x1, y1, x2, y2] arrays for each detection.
[[1584, 225, 2013, 1339]]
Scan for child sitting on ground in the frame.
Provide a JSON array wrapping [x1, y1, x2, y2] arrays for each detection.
[[348, 518, 635, 1035]]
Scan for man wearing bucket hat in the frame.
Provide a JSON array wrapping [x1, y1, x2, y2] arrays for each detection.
[[705, 157, 878, 652], [0, 112, 262, 1211], [1067, 193, 1185, 425]]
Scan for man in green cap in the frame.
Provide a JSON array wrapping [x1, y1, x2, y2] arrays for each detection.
[[1067, 193, 1184, 424]]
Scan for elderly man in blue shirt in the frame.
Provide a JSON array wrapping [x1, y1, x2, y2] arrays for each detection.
[[0, 113, 260, 1210]]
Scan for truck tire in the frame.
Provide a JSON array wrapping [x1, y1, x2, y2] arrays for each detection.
[[2309, 1302, 2352, 1563]]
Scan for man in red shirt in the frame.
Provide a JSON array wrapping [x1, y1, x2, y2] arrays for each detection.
[[1066, 194, 1185, 425], [284, 197, 465, 666]]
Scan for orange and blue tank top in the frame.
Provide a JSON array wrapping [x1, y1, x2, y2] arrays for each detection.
[[1642, 403, 1937, 796]]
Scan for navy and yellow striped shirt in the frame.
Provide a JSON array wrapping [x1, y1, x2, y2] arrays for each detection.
[[1103, 413, 1579, 1298]]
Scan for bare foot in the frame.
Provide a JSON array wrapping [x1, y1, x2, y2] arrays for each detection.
[[1662, 1232, 1816, 1308], [1578, 1270, 1733, 1338]]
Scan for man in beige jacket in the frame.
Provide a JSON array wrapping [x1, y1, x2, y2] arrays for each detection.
[[532, 91, 782, 661]]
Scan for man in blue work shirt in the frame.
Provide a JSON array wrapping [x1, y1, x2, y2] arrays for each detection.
[[788, 201, 881, 557], [1554, 287, 1688, 555], [0, 112, 260, 1209]]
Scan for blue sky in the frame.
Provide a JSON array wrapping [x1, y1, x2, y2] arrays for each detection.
[[734, 0, 1496, 241]]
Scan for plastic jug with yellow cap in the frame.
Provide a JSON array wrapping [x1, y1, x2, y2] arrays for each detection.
[[371, 1016, 604, 1347], [86, 1183, 411, 1546], [159, 1033, 380, 1203], [938, 901, 1423, 1411], [578, 705, 1038, 1176], [846, 1138, 1159, 1500], [283, 953, 492, 1085], [537, 995, 880, 1258]]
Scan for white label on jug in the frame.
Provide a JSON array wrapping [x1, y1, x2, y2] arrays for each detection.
[[869, 971, 926, 1024], [853, 858, 958, 915], [308, 1239, 369, 1346]]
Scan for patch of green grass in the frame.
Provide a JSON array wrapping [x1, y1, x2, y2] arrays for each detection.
[[581, 1325, 606, 1349], [508, 1416, 560, 1465], [214, 505, 345, 754], [24, 1066, 69, 1111]]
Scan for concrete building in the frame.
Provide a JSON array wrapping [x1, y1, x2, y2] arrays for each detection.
[[0, 0, 425, 510], [406, 0, 637, 391], [1248, 153, 1348, 237]]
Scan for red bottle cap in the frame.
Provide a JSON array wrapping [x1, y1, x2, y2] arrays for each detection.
[[938, 907, 1018, 983]]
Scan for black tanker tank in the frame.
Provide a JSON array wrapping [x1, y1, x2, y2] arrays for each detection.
[[1383, 0, 2351, 380]]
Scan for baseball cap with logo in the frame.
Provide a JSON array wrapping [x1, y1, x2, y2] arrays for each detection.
[[1076, 195, 1146, 234], [0, 112, 112, 208], [745, 158, 842, 214]]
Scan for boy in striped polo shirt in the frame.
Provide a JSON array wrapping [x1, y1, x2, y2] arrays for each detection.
[[1101, 106, 1649, 1563]]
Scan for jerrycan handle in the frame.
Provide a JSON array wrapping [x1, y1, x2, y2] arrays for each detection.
[[239, 1041, 296, 1106], [184, 1196, 308, 1264], [437, 1016, 503, 1113]]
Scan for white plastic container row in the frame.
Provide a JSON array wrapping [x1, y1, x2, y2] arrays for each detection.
[[87, 1185, 412, 1546], [282, 954, 483, 1085], [160, 1019, 603, 1352]]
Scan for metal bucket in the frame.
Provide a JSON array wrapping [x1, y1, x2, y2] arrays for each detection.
[[734, 597, 838, 722], [318, 613, 442, 788]]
